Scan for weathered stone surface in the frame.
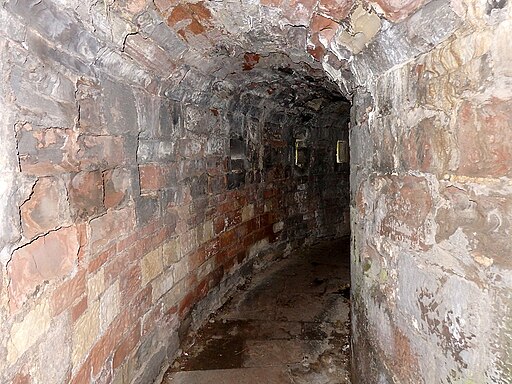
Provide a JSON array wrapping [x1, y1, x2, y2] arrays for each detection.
[[103, 168, 132, 209], [72, 300, 100, 367], [7, 300, 51, 363], [370, 0, 430, 22], [141, 247, 164, 286], [100, 281, 120, 332], [69, 171, 105, 220], [124, 33, 177, 77], [77, 135, 126, 170], [89, 206, 135, 252], [36, 314, 71, 383], [20, 177, 70, 239], [350, 6, 512, 381], [17, 124, 79, 176], [102, 78, 139, 136], [52, 270, 86, 316], [8, 226, 80, 310], [5, 0, 502, 383], [456, 98, 512, 177]]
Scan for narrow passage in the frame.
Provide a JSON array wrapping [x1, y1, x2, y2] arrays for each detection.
[[163, 237, 351, 383]]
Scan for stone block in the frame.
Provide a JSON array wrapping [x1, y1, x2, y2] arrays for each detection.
[[227, 171, 245, 190], [10, 64, 76, 128], [112, 0, 148, 18], [139, 163, 166, 191], [173, 257, 189, 283], [124, 33, 176, 77], [135, 195, 161, 226], [133, 347, 166, 384], [17, 125, 79, 176], [398, 116, 455, 174], [77, 79, 105, 135], [77, 135, 126, 171], [152, 269, 175, 302], [492, 20, 512, 77], [87, 268, 105, 302], [282, 0, 316, 25], [370, 0, 431, 22], [52, 270, 86, 316], [36, 314, 71, 384], [113, 324, 141, 369], [69, 171, 105, 220], [7, 300, 52, 363], [137, 139, 176, 163], [103, 167, 132, 209], [141, 247, 164, 286], [178, 138, 204, 158], [456, 98, 512, 177], [134, 90, 160, 140], [89, 206, 135, 253], [242, 204, 255, 222], [119, 264, 142, 306], [7, 0, 102, 62], [102, 78, 139, 136], [190, 174, 208, 198], [25, 29, 94, 77], [20, 176, 70, 239], [151, 23, 187, 59], [8, 226, 80, 310], [100, 281, 120, 332], [163, 237, 181, 266], [72, 300, 100, 367]]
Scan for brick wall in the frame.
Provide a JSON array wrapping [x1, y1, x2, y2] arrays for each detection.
[[0, 1, 350, 382]]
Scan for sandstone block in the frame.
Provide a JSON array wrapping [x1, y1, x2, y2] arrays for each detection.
[[163, 237, 181, 266], [87, 268, 105, 302], [8, 226, 80, 310], [17, 125, 79, 176], [76, 78, 105, 135], [52, 270, 86, 316], [124, 33, 176, 77], [370, 0, 430, 22], [152, 269, 175, 302], [7, 300, 51, 363], [102, 78, 139, 136], [242, 204, 255, 222], [89, 206, 135, 253], [103, 167, 131, 209], [77, 135, 125, 170], [69, 171, 105, 220], [318, 0, 353, 21], [36, 314, 71, 383], [139, 163, 166, 191], [141, 247, 164, 286], [72, 300, 100, 367], [20, 177, 70, 239], [100, 280, 120, 332], [456, 98, 512, 177], [113, 324, 141, 370]]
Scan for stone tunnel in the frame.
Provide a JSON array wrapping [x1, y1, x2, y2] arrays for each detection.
[[1, 0, 511, 382]]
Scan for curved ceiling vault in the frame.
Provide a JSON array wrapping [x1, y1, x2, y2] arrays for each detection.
[[57, 0, 443, 113]]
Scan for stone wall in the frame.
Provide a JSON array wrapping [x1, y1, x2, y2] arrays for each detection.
[[350, 1, 512, 382], [0, 1, 350, 383]]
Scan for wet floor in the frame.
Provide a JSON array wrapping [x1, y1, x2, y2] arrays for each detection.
[[162, 237, 351, 384]]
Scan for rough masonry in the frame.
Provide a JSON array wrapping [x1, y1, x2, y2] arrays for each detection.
[[0, 0, 511, 383]]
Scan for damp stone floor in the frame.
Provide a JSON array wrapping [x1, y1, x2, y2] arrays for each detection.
[[162, 237, 351, 384]]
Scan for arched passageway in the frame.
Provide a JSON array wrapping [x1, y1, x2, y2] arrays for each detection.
[[1, 0, 511, 383]]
